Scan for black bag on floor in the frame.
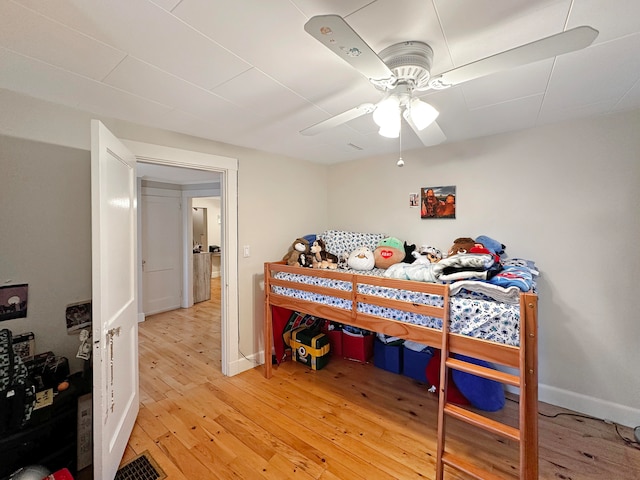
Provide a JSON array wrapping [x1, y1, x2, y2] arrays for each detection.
[[0, 329, 36, 433]]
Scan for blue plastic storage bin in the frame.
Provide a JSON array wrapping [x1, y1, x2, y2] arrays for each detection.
[[373, 339, 403, 374], [402, 347, 434, 382]]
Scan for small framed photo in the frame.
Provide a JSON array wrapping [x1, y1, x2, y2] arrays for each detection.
[[421, 185, 456, 219], [0, 284, 28, 322], [66, 301, 92, 333]]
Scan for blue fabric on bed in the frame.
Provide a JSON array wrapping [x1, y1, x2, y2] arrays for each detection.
[[487, 264, 533, 291], [451, 354, 505, 412], [303, 233, 317, 245]]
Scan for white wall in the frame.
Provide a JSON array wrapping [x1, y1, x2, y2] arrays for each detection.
[[0, 135, 91, 374], [328, 109, 640, 427]]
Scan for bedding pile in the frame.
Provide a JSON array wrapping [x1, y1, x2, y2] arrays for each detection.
[[271, 230, 539, 347]]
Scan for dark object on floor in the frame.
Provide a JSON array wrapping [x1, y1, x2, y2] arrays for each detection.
[[0, 329, 36, 434], [115, 451, 166, 480]]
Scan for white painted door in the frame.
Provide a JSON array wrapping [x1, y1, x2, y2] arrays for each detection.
[[142, 194, 182, 315], [91, 120, 140, 480]]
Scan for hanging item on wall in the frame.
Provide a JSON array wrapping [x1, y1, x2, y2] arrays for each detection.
[[65, 300, 92, 333], [0, 284, 28, 322], [409, 193, 419, 207], [420, 186, 456, 219]]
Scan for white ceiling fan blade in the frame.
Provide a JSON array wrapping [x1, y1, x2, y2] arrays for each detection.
[[405, 115, 446, 147], [300, 103, 376, 136], [429, 26, 598, 89], [305, 14, 395, 86]]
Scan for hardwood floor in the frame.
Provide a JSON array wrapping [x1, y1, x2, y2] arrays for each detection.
[[125, 278, 640, 479]]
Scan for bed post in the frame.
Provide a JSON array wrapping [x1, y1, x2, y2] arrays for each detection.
[[520, 293, 538, 479], [264, 263, 273, 379]]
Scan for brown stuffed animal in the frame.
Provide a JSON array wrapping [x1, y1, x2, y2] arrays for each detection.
[[447, 237, 476, 257], [310, 239, 339, 269], [282, 238, 310, 266]]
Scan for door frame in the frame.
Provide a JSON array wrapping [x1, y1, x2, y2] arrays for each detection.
[[123, 140, 239, 376]]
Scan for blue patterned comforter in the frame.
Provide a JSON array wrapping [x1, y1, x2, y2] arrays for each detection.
[[272, 269, 520, 346]]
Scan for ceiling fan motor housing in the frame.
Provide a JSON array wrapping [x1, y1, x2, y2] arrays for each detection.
[[378, 41, 434, 91]]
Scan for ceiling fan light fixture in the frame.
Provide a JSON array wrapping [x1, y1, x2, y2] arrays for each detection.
[[373, 95, 400, 128], [405, 98, 439, 130], [378, 123, 400, 138]]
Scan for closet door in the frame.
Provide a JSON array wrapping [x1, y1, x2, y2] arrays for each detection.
[[141, 193, 182, 315]]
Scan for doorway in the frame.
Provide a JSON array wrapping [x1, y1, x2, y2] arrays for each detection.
[[123, 139, 240, 376]]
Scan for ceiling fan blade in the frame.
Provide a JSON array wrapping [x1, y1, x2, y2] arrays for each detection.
[[305, 14, 395, 86], [405, 116, 446, 147], [300, 103, 376, 136], [429, 25, 598, 89]]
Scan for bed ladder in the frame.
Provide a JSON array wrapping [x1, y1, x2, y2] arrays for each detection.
[[435, 294, 538, 480]]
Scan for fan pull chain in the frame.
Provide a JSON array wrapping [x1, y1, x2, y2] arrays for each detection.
[[397, 120, 404, 167]]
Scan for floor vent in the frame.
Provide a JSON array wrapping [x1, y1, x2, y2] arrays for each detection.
[[115, 451, 166, 480]]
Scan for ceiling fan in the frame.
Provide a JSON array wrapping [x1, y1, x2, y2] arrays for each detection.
[[300, 14, 598, 146]]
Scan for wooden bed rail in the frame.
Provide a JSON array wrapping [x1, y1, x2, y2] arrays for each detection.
[[264, 262, 522, 376]]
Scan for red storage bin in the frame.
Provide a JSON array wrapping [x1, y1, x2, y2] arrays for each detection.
[[342, 330, 374, 362], [321, 321, 343, 357]]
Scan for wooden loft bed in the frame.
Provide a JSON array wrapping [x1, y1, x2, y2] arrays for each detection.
[[263, 261, 539, 479]]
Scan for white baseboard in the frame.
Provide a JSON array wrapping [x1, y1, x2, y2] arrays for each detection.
[[538, 383, 639, 428], [228, 350, 263, 376], [137, 312, 145, 323]]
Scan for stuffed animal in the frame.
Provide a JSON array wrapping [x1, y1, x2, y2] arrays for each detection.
[[413, 245, 442, 264], [282, 238, 310, 266], [374, 237, 406, 269], [298, 249, 314, 268], [402, 241, 417, 263], [310, 238, 339, 269], [347, 246, 375, 271], [447, 237, 476, 257], [475, 235, 506, 256]]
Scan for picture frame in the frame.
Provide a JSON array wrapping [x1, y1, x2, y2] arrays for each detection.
[[420, 185, 456, 219], [0, 284, 28, 321], [66, 300, 92, 333]]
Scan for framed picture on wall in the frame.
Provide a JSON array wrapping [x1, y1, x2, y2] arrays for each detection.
[[65, 300, 92, 333], [421, 185, 456, 219], [0, 284, 28, 322]]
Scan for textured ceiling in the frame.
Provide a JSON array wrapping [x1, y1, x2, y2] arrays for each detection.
[[1, 0, 639, 164]]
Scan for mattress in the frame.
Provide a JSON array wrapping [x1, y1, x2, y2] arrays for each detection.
[[272, 269, 520, 346]]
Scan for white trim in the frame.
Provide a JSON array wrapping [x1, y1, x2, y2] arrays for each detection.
[[228, 351, 264, 376], [122, 139, 239, 377], [539, 383, 640, 428]]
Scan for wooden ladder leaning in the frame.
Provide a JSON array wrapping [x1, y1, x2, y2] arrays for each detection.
[[435, 293, 539, 480]]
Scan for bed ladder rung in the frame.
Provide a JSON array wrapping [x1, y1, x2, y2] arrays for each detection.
[[441, 452, 505, 480], [445, 358, 520, 387], [444, 403, 521, 442]]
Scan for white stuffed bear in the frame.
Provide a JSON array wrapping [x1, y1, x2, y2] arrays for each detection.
[[347, 246, 375, 271]]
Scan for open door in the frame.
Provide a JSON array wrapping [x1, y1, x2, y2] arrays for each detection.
[[91, 120, 140, 480]]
